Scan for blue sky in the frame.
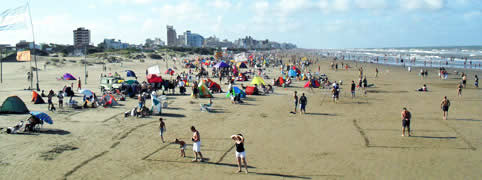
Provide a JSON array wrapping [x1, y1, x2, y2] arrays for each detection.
[[1, 0, 481, 48]]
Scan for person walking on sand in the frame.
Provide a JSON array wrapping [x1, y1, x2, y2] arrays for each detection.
[[462, 73, 467, 88], [457, 83, 463, 96], [441, 96, 451, 120], [401, 107, 411, 136], [293, 91, 299, 114], [231, 134, 248, 174], [159, 118, 166, 143], [191, 126, 204, 162], [299, 93, 307, 114], [78, 78, 81, 90], [375, 68, 379, 78], [351, 80, 356, 98], [332, 85, 339, 103], [475, 75, 479, 88]]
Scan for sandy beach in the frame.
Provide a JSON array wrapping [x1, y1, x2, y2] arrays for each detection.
[[1, 55, 481, 180]]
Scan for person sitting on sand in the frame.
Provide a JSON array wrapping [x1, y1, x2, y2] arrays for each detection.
[[417, 84, 428, 92], [174, 139, 186, 157], [231, 134, 248, 174], [401, 107, 412, 136]]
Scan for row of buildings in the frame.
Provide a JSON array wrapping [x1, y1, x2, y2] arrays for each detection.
[[6, 26, 297, 55], [166, 25, 296, 49], [167, 26, 204, 47]]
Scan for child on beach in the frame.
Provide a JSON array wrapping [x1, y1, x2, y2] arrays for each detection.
[[457, 83, 463, 96], [159, 118, 166, 143], [174, 139, 186, 157]]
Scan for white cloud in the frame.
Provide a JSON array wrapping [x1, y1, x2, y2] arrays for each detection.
[[318, 0, 351, 13], [333, 0, 350, 11], [277, 0, 312, 15], [400, 0, 445, 10], [118, 15, 136, 23], [104, 0, 154, 5], [355, 0, 387, 9], [142, 18, 153, 32], [210, 0, 232, 9], [464, 11, 481, 20], [425, 0, 444, 9]]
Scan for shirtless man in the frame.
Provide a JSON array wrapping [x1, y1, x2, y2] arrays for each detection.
[[441, 96, 451, 120], [401, 108, 411, 136], [191, 126, 204, 162]]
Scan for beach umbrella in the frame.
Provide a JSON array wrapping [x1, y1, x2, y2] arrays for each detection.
[[79, 89, 94, 97], [30, 111, 53, 124]]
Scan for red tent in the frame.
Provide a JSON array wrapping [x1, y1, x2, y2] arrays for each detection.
[[304, 80, 320, 88], [245, 86, 256, 95], [31, 91, 45, 104], [147, 74, 163, 83]]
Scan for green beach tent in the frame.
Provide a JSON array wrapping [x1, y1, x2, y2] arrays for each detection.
[[0, 96, 30, 114]]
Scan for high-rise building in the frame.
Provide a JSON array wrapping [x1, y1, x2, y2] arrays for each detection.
[[73, 27, 90, 47], [177, 35, 186, 47], [166, 25, 177, 46], [190, 33, 204, 47]]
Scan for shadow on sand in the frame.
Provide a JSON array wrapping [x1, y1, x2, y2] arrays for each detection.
[[305, 113, 337, 116], [409, 136, 456, 139], [454, 118, 482, 122], [39, 129, 71, 135], [161, 113, 186, 118]]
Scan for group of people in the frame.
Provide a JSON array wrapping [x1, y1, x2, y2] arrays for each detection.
[[159, 119, 249, 173]]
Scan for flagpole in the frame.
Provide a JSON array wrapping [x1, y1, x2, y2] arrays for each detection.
[[27, 1, 40, 91]]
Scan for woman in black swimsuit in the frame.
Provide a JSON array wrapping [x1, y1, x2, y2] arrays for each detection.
[[231, 134, 248, 174]]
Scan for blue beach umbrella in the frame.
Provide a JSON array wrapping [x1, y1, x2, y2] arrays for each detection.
[[30, 111, 53, 124]]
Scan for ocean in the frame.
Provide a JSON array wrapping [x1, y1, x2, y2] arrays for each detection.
[[319, 46, 482, 70]]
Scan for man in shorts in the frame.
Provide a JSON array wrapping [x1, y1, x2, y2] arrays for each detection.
[[299, 93, 307, 114], [191, 126, 204, 162], [401, 107, 411, 136], [441, 96, 451, 120]]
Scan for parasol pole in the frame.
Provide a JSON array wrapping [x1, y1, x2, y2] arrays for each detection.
[[27, 1, 40, 91]]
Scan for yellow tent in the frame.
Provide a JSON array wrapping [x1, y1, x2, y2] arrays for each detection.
[[251, 76, 266, 85]]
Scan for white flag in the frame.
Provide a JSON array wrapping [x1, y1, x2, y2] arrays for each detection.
[[0, 3, 28, 31]]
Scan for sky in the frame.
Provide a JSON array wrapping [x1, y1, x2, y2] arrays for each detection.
[[0, 0, 481, 49]]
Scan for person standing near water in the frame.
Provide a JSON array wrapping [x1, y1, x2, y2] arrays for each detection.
[[441, 96, 451, 120], [475, 75, 479, 88], [231, 134, 248, 174], [191, 126, 204, 162], [401, 108, 411, 137]]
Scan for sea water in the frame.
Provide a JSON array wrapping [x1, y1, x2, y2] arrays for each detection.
[[320, 46, 482, 70]]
